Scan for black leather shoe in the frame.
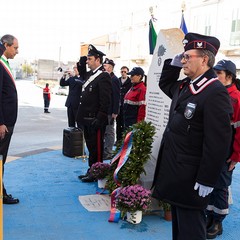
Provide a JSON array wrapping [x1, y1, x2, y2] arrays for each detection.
[[78, 170, 90, 180], [207, 222, 223, 239], [81, 175, 97, 182], [3, 194, 19, 204], [78, 173, 88, 179], [78, 168, 90, 180]]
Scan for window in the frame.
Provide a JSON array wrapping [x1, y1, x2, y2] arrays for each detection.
[[230, 8, 240, 46], [204, 15, 211, 36]]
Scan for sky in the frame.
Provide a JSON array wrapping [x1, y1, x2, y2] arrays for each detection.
[[0, 0, 167, 63]]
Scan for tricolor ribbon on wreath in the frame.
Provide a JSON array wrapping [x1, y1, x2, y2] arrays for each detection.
[[108, 130, 134, 223]]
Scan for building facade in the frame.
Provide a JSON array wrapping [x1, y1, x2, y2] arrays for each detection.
[[82, 0, 240, 77]]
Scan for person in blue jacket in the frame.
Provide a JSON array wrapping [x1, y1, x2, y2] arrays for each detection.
[[60, 57, 86, 128]]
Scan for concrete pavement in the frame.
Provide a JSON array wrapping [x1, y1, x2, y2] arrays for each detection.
[[3, 149, 172, 240], [3, 80, 240, 239], [10, 79, 68, 157], [3, 148, 240, 240]]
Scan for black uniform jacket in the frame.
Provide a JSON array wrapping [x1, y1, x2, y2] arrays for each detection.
[[0, 61, 18, 126], [60, 76, 84, 109], [76, 67, 112, 126], [152, 59, 233, 210], [109, 72, 120, 115], [118, 77, 132, 108]]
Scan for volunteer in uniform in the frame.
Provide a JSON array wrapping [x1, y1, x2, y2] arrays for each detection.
[[206, 60, 240, 239]]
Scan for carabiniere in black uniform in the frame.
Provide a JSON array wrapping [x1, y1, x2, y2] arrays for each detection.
[[152, 62, 233, 208], [152, 32, 233, 240], [76, 45, 112, 182]]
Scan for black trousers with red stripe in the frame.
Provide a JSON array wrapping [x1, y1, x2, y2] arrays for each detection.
[[83, 125, 106, 167]]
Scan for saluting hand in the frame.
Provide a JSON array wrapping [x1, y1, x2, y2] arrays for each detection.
[[170, 53, 183, 68]]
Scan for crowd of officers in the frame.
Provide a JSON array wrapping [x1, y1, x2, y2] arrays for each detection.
[[59, 44, 146, 182], [1, 33, 240, 240], [59, 40, 240, 239]]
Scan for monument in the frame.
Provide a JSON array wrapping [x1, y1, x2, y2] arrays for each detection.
[[140, 28, 185, 189]]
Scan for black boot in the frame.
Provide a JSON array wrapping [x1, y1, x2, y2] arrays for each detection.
[[207, 221, 223, 239]]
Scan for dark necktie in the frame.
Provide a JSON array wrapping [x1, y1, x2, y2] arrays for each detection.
[[89, 70, 94, 76]]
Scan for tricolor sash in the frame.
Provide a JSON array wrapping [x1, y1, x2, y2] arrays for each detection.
[[0, 56, 15, 86], [108, 130, 134, 222]]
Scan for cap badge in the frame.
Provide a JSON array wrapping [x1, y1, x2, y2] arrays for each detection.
[[182, 39, 188, 47], [88, 45, 93, 51], [197, 41, 203, 48]]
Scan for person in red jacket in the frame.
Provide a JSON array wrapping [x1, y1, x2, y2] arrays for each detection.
[[123, 67, 146, 129], [206, 60, 240, 239], [43, 83, 51, 113]]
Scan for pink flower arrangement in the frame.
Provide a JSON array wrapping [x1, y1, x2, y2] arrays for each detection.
[[116, 184, 152, 215], [89, 162, 111, 180]]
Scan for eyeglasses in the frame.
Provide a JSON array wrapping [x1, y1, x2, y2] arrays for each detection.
[[181, 54, 203, 61]]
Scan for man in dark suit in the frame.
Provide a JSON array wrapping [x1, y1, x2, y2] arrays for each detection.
[[152, 33, 233, 239], [116, 66, 131, 143], [60, 59, 86, 128], [0, 34, 19, 204], [103, 58, 120, 159], [76, 45, 112, 182]]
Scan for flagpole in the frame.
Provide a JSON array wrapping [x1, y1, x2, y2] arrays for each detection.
[[149, 6, 157, 23], [180, 1, 188, 35], [149, 7, 157, 55], [181, 1, 186, 13], [149, 7, 154, 21]]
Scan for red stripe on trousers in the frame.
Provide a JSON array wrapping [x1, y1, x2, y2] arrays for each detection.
[[97, 129, 102, 162]]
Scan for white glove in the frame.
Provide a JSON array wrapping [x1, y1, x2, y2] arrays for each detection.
[[170, 53, 183, 68], [194, 182, 214, 198]]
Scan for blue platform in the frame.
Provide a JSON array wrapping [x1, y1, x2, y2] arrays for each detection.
[[3, 149, 240, 240]]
